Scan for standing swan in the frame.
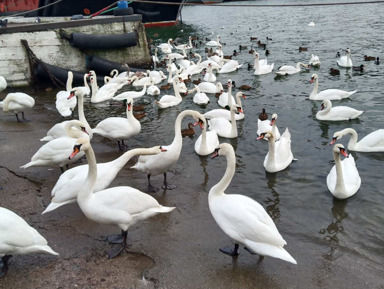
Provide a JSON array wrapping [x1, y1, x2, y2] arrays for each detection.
[[92, 97, 141, 150], [69, 138, 175, 259], [330, 128, 384, 152], [0, 92, 35, 122], [257, 129, 294, 173], [43, 146, 163, 214], [327, 144, 361, 199], [20, 120, 89, 172], [208, 143, 297, 264], [309, 73, 357, 100], [0, 207, 58, 277], [132, 110, 204, 192], [316, 99, 363, 121]]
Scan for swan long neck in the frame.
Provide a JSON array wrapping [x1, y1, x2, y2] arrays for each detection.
[[195, 53, 202, 65], [201, 122, 207, 150], [341, 128, 358, 148], [2, 94, 16, 111], [66, 72, 73, 91], [90, 77, 98, 99], [110, 148, 154, 173], [78, 143, 97, 204], [230, 107, 237, 136], [254, 56, 259, 70], [227, 84, 233, 107], [333, 151, 346, 193], [76, 93, 91, 134], [173, 78, 182, 100], [311, 76, 319, 97], [320, 101, 331, 115], [236, 93, 242, 107], [210, 150, 236, 198], [266, 134, 276, 165], [172, 110, 195, 147], [83, 74, 89, 88]]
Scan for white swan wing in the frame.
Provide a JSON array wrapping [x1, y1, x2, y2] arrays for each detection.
[[341, 155, 361, 192], [210, 194, 286, 247], [357, 129, 384, 149]]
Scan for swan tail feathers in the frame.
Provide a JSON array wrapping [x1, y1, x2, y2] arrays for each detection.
[[349, 90, 358, 96], [37, 245, 59, 256], [20, 162, 33, 169], [42, 200, 75, 214], [244, 240, 297, 264], [158, 206, 176, 213], [40, 135, 54, 142]]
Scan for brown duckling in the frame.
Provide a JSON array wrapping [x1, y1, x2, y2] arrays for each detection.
[[299, 46, 308, 52], [223, 80, 236, 89], [183, 74, 192, 84], [181, 123, 195, 138], [259, 108, 268, 121], [250, 36, 258, 41], [134, 112, 146, 120], [364, 55, 376, 61], [192, 78, 202, 85], [247, 62, 254, 70], [133, 104, 145, 111], [249, 48, 255, 54], [160, 83, 172, 90], [238, 84, 252, 91], [329, 68, 340, 75]]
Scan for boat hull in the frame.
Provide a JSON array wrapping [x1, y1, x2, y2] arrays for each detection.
[[0, 0, 186, 27]]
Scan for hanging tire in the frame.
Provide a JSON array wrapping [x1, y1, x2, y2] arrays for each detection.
[[113, 7, 134, 16]]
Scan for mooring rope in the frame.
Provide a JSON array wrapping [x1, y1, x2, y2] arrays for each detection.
[[20, 39, 65, 88]]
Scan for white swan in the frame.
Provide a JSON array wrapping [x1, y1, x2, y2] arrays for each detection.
[[90, 75, 128, 103], [206, 35, 221, 47], [185, 53, 204, 75], [192, 85, 210, 105], [157, 38, 173, 53], [69, 138, 175, 258], [43, 146, 164, 214], [203, 63, 217, 82], [92, 97, 141, 150], [132, 110, 204, 192], [327, 144, 361, 199], [197, 81, 223, 94], [112, 82, 149, 101], [152, 48, 159, 65], [208, 105, 242, 138], [316, 99, 364, 121], [147, 81, 160, 96], [20, 120, 89, 171], [257, 129, 293, 173], [330, 128, 384, 152], [0, 92, 35, 122], [309, 73, 357, 100], [275, 62, 309, 75], [194, 116, 219, 156], [257, 113, 281, 141], [218, 80, 235, 107], [253, 52, 274, 75], [204, 92, 246, 121], [40, 89, 93, 141], [156, 77, 183, 109], [309, 54, 321, 67], [0, 207, 58, 277], [208, 143, 297, 264], [73, 73, 91, 96], [0, 76, 7, 92], [337, 48, 353, 68], [219, 60, 243, 74]]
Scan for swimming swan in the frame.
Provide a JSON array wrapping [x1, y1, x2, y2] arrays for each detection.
[[327, 144, 361, 199], [316, 99, 363, 121], [309, 73, 357, 100], [330, 128, 384, 152]]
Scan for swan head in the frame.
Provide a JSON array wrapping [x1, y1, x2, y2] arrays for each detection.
[[67, 88, 84, 100], [346, 48, 351, 55], [236, 92, 246, 99], [310, 73, 318, 83], [123, 98, 134, 111], [253, 52, 259, 59], [333, 143, 349, 158], [257, 131, 274, 141], [270, 113, 278, 125], [69, 137, 90, 160], [193, 115, 206, 130], [225, 105, 243, 114], [211, 143, 233, 159], [320, 99, 331, 110], [65, 120, 89, 136], [330, 130, 344, 145]]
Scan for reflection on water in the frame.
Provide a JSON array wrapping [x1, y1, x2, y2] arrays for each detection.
[[264, 172, 280, 221], [319, 198, 349, 261], [198, 156, 209, 191]]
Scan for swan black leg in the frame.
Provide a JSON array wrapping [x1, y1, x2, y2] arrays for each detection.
[[108, 229, 125, 244], [22, 112, 31, 122], [219, 243, 239, 257], [0, 255, 12, 278], [15, 113, 21, 123], [161, 172, 176, 190], [107, 230, 128, 259], [146, 174, 159, 193]]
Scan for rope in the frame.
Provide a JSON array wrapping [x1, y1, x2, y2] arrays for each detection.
[[20, 39, 65, 88], [1, 0, 64, 18], [131, 0, 384, 7]]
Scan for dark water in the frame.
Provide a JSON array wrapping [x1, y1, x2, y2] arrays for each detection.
[[145, 0, 384, 286], [3, 0, 383, 287]]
